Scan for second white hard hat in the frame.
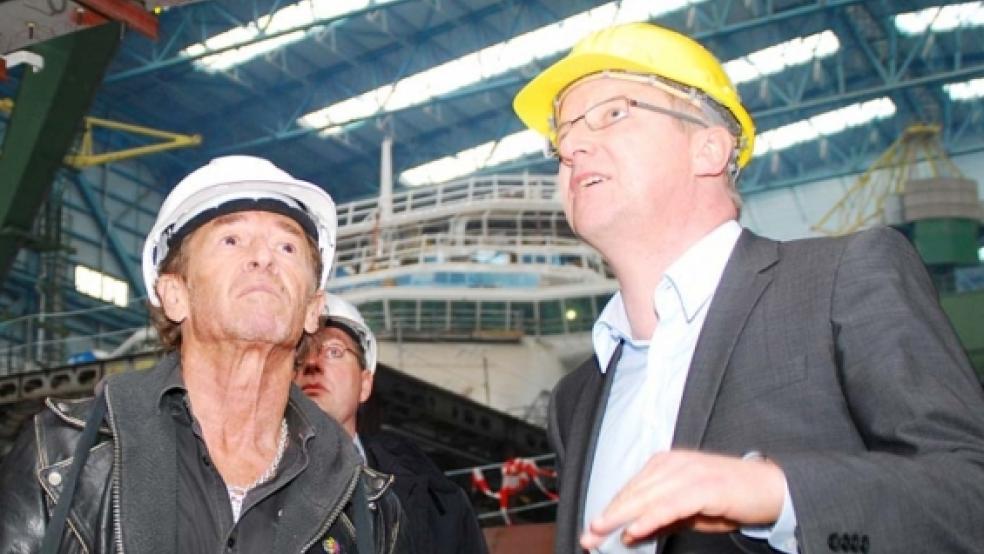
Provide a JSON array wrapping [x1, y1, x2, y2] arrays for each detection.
[[322, 293, 377, 373]]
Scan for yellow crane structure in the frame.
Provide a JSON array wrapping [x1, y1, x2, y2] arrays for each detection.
[[0, 98, 201, 168], [812, 124, 965, 236]]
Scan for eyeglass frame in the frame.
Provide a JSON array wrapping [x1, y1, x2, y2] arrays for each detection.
[[307, 341, 367, 370], [545, 95, 710, 161]]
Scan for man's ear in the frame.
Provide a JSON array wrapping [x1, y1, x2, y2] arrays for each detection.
[[692, 126, 734, 178], [156, 274, 189, 323], [359, 371, 374, 404], [304, 290, 325, 334]]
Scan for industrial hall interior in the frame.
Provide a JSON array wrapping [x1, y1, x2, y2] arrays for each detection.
[[1, 0, 984, 551]]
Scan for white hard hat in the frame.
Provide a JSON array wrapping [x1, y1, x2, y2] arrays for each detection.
[[142, 155, 337, 306], [322, 293, 377, 373]]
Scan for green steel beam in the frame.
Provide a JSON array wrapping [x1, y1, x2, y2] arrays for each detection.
[[0, 23, 122, 284]]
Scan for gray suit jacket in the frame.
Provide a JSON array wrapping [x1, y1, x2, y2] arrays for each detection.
[[549, 227, 984, 553]]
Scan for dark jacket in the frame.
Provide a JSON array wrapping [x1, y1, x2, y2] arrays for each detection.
[[363, 432, 488, 554], [549, 228, 984, 553], [0, 355, 411, 554]]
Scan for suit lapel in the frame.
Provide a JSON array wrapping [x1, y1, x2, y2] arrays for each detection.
[[569, 341, 624, 542], [672, 231, 778, 449]]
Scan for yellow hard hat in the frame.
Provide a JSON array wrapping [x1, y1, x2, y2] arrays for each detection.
[[513, 22, 756, 168]]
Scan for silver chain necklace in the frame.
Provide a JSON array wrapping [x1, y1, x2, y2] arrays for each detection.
[[226, 418, 289, 521]]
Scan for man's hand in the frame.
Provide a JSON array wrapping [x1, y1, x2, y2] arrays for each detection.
[[580, 450, 786, 550]]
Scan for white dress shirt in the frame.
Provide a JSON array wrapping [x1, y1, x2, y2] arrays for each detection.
[[583, 220, 796, 553], [353, 434, 367, 463]]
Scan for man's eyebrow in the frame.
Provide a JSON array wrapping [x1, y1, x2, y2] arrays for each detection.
[[210, 213, 246, 227], [275, 219, 304, 238]]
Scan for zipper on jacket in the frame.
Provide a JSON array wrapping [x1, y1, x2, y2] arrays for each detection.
[[103, 387, 126, 554], [299, 467, 361, 553]]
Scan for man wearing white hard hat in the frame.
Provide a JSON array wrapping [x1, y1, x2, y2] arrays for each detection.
[[513, 22, 984, 554], [0, 156, 411, 553], [295, 294, 488, 554]]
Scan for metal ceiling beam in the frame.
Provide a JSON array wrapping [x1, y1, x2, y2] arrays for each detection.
[[62, 227, 142, 268], [317, 47, 984, 189], [754, 63, 984, 126], [169, 0, 552, 144], [61, 199, 149, 245], [76, 0, 159, 39], [195, 0, 883, 166], [3, 269, 147, 330], [70, 173, 143, 296], [105, 0, 418, 83]]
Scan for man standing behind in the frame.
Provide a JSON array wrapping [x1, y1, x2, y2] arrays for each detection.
[[513, 22, 984, 553], [0, 156, 408, 553], [296, 294, 489, 554]]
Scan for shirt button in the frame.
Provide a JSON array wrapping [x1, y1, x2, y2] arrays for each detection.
[[47, 471, 62, 486]]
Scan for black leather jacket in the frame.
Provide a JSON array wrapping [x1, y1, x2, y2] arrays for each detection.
[[0, 356, 411, 554]]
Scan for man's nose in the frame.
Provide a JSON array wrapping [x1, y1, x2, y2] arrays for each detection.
[[301, 359, 322, 376], [246, 238, 274, 270], [557, 121, 596, 164]]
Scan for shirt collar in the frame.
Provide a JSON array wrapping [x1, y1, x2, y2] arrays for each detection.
[[157, 352, 186, 408], [592, 220, 742, 372], [663, 220, 742, 323]]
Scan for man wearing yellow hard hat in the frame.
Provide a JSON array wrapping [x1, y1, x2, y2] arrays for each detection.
[[515, 22, 984, 554]]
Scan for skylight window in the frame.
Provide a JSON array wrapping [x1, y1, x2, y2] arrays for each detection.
[[75, 265, 129, 308], [182, 0, 399, 72], [298, 0, 710, 134], [754, 97, 896, 157], [944, 76, 984, 101], [894, 1, 984, 35], [723, 30, 839, 85], [399, 129, 543, 187]]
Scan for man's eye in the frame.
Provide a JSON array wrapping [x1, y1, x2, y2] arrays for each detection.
[[222, 236, 239, 246], [280, 242, 297, 254], [604, 106, 627, 122], [325, 346, 344, 358]]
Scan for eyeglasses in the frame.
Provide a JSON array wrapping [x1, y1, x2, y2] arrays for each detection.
[[546, 95, 709, 162], [318, 344, 363, 365]]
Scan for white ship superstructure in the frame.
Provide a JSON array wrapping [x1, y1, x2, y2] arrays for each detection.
[[328, 174, 617, 424]]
